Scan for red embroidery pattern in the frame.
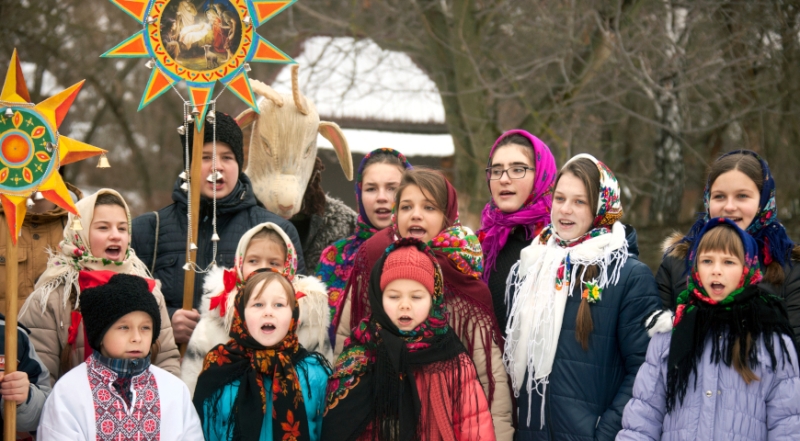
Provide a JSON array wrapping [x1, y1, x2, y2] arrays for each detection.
[[87, 357, 161, 440]]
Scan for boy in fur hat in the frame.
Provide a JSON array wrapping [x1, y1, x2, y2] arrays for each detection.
[[38, 274, 203, 440]]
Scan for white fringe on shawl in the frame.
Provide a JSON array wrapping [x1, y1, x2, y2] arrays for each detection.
[[503, 222, 629, 427]]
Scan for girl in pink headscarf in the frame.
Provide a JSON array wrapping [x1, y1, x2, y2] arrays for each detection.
[[478, 130, 556, 334]]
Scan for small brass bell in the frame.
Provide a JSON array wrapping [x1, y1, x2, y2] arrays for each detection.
[[97, 153, 110, 168], [71, 216, 83, 231]]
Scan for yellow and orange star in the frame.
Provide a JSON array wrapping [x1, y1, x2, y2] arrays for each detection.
[[0, 49, 106, 243]]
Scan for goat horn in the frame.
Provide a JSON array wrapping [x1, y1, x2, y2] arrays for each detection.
[[250, 79, 284, 107], [291, 65, 309, 115]]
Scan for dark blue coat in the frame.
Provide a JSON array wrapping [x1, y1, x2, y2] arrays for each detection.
[[514, 226, 660, 441], [131, 175, 305, 317]]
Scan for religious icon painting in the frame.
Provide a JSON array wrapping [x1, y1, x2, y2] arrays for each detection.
[[103, 0, 296, 128]]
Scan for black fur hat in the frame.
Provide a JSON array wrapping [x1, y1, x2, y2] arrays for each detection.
[[80, 274, 161, 352]]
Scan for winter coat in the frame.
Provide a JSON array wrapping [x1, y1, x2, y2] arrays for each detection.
[[18, 281, 180, 384], [486, 227, 531, 335], [0, 183, 82, 313], [200, 355, 329, 441], [617, 313, 800, 441], [0, 314, 51, 434], [291, 195, 356, 275], [334, 290, 515, 441], [512, 227, 660, 441], [131, 175, 305, 317], [657, 234, 800, 347], [181, 265, 333, 395], [38, 357, 203, 440]]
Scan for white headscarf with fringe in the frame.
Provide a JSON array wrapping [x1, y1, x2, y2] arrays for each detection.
[[503, 154, 629, 427], [21, 189, 151, 316]]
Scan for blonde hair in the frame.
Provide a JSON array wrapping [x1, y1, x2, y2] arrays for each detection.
[[241, 271, 296, 310]]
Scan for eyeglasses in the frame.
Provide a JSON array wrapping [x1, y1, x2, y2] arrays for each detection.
[[485, 166, 535, 180]]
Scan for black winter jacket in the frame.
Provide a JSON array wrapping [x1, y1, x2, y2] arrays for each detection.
[[513, 226, 660, 441], [131, 175, 305, 317], [657, 234, 800, 347], [487, 227, 531, 335]]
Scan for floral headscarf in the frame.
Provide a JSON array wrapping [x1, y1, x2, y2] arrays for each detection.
[[478, 130, 557, 282], [22, 189, 151, 315], [667, 217, 793, 412], [680, 150, 794, 269], [348, 171, 503, 402], [318, 148, 412, 343], [324, 239, 471, 441], [194, 269, 313, 441]]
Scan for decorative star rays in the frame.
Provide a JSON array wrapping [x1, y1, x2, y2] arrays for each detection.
[[103, 0, 295, 129], [0, 50, 107, 244]]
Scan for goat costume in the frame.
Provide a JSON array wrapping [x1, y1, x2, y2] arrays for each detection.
[[658, 150, 800, 346], [334, 174, 514, 440], [505, 154, 660, 440], [235, 71, 354, 274], [193, 270, 330, 441], [319, 148, 413, 344], [478, 130, 557, 333], [619, 218, 800, 441], [182, 222, 332, 395], [324, 239, 495, 441], [18, 189, 180, 383]]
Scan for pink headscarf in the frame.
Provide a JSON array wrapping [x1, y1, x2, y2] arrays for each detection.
[[478, 130, 557, 282]]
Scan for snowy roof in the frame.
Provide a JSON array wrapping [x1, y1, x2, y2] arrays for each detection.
[[272, 37, 445, 124], [316, 128, 454, 157]]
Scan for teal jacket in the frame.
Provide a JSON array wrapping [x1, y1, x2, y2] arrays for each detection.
[[201, 356, 329, 441]]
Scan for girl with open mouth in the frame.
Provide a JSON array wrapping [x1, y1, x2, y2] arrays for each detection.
[[478, 130, 557, 335], [337, 168, 515, 441], [504, 154, 660, 440], [658, 150, 800, 347]]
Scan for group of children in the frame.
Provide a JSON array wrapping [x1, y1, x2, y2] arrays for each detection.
[[0, 125, 797, 441]]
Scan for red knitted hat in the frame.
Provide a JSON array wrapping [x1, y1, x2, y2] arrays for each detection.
[[380, 246, 435, 294]]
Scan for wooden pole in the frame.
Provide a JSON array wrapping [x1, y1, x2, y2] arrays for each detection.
[[179, 124, 204, 356], [4, 228, 18, 440]]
